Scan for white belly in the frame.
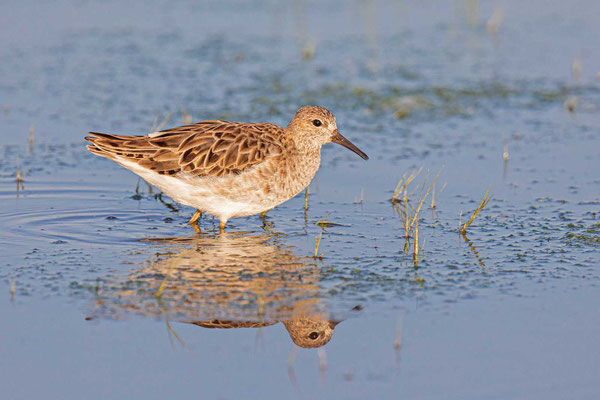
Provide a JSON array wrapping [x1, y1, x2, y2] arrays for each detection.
[[116, 158, 299, 222]]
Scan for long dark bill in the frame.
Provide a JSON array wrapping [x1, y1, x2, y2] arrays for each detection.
[[331, 130, 369, 160]]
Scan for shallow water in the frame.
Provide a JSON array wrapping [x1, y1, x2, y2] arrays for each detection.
[[1, 0, 600, 399]]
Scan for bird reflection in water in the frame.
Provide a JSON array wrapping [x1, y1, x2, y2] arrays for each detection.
[[189, 314, 339, 349], [89, 232, 342, 348]]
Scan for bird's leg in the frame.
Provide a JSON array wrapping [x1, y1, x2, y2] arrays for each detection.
[[219, 220, 226, 233], [259, 208, 274, 221], [260, 212, 272, 231], [189, 209, 202, 226]]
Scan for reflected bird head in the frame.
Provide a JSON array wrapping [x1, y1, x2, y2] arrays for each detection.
[[282, 314, 340, 348]]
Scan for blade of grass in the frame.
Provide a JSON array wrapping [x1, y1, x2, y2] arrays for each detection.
[[315, 213, 348, 228], [29, 122, 35, 151], [156, 257, 183, 298], [314, 230, 322, 259], [391, 167, 422, 202], [409, 169, 441, 228], [304, 186, 309, 213], [460, 186, 493, 234]]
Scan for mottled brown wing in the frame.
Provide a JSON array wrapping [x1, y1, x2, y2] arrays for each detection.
[[188, 319, 277, 329], [85, 120, 284, 177]]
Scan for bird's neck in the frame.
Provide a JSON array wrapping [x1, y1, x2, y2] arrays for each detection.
[[289, 132, 321, 157], [279, 136, 321, 194]]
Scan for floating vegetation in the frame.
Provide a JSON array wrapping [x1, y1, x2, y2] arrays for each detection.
[[297, 81, 545, 120], [393, 96, 434, 119], [315, 213, 347, 228], [565, 222, 600, 247]]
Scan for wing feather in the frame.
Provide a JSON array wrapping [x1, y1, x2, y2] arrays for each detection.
[[188, 319, 277, 329], [86, 120, 285, 178]]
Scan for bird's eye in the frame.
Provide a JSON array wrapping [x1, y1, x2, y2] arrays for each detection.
[[312, 119, 322, 127], [309, 332, 319, 340]]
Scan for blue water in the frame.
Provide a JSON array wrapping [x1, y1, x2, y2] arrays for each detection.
[[1, 1, 599, 398]]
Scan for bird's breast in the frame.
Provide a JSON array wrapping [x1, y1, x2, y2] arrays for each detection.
[[275, 150, 321, 198]]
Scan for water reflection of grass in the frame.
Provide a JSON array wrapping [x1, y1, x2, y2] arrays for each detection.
[[460, 232, 486, 268]]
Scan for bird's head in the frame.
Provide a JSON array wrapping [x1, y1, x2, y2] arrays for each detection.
[[287, 105, 368, 160]]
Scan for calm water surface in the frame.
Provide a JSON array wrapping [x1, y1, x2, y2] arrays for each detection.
[[1, 1, 599, 399]]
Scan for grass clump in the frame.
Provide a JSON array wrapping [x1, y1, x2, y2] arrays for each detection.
[[391, 167, 422, 204], [391, 168, 442, 261]]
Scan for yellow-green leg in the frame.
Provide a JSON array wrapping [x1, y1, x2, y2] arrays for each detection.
[[189, 209, 202, 226], [260, 208, 274, 231], [259, 208, 274, 220]]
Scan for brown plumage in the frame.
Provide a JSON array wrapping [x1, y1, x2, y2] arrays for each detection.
[[189, 319, 277, 329], [86, 121, 283, 178], [86, 106, 368, 231]]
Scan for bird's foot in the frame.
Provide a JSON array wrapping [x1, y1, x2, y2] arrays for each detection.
[[189, 210, 202, 233], [259, 208, 274, 220], [259, 208, 274, 230]]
